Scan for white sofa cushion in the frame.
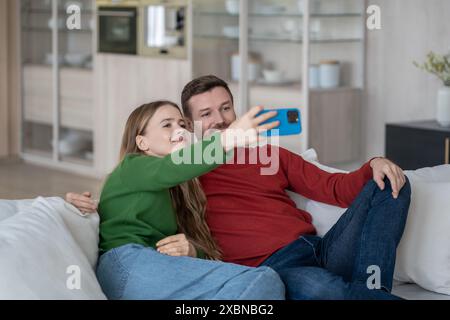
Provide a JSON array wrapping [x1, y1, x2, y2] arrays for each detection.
[[394, 181, 450, 295], [0, 199, 34, 222], [0, 197, 106, 300]]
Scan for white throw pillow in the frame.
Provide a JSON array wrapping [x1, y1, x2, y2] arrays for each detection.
[[0, 197, 106, 300], [394, 182, 450, 295], [405, 165, 450, 183], [0, 199, 34, 222]]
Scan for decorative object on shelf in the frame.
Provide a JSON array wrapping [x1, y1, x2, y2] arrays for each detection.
[[225, 0, 239, 15], [64, 53, 91, 68], [231, 52, 262, 82], [44, 53, 65, 66], [309, 64, 320, 88], [282, 19, 301, 41], [262, 68, 286, 84], [254, 3, 287, 15], [47, 18, 65, 30], [319, 60, 340, 88], [310, 20, 322, 40], [298, 0, 321, 14], [222, 25, 239, 39], [52, 131, 91, 157], [414, 51, 450, 127]]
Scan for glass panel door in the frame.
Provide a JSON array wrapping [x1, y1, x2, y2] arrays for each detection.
[[58, 0, 95, 165], [21, 0, 55, 159]]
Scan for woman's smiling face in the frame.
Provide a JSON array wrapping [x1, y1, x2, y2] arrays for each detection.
[[136, 104, 190, 157]]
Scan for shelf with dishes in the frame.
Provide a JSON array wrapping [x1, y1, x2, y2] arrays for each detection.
[[22, 122, 94, 165], [23, 51, 93, 69], [194, 0, 363, 17], [21, 15, 96, 32], [21, 8, 95, 14], [194, 33, 362, 44], [194, 11, 362, 18]]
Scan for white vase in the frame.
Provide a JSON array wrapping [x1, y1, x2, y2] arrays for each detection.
[[437, 86, 450, 127]]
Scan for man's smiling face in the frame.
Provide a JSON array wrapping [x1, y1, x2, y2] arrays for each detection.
[[186, 86, 237, 136]]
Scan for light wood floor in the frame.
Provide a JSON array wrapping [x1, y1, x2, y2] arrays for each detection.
[[0, 159, 103, 200]]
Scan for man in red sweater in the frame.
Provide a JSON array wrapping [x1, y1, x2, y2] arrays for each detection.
[[68, 75, 411, 300]]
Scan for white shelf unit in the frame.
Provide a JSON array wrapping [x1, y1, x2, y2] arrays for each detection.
[[191, 0, 366, 163], [20, 0, 97, 175]]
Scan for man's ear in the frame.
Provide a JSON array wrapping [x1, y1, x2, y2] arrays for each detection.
[[136, 135, 150, 152]]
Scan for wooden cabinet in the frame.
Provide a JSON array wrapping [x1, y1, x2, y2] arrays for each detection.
[[386, 121, 450, 170]]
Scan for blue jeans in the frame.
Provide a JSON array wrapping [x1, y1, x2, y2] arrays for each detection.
[[96, 244, 285, 300], [261, 178, 411, 300]]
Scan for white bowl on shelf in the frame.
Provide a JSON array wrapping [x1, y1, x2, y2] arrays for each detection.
[[64, 53, 90, 67], [44, 53, 65, 65], [225, 0, 239, 15], [51, 131, 91, 156], [262, 69, 286, 84], [256, 4, 286, 15], [223, 26, 239, 38], [47, 18, 65, 30]]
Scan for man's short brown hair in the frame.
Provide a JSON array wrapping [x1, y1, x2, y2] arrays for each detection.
[[181, 75, 234, 119]]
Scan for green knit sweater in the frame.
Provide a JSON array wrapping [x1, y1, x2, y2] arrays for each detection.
[[98, 133, 227, 258]]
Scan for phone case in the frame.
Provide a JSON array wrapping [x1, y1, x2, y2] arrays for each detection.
[[258, 108, 302, 136]]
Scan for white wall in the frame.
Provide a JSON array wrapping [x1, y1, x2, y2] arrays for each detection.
[[363, 0, 450, 159]]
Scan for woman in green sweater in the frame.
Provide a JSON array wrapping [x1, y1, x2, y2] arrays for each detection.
[[95, 100, 285, 300]]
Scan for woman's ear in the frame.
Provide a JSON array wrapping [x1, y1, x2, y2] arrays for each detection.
[[136, 135, 150, 152]]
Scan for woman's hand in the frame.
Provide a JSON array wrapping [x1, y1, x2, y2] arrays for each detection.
[[65, 191, 98, 214], [221, 106, 279, 151], [156, 234, 197, 258]]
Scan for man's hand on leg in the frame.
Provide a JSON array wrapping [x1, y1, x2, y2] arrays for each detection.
[[370, 158, 406, 199]]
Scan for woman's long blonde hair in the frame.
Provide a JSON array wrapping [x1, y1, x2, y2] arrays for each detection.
[[119, 101, 222, 260]]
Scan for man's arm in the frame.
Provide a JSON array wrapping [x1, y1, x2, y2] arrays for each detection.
[[281, 148, 406, 208], [66, 192, 98, 214]]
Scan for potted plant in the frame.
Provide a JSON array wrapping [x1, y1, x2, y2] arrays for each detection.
[[414, 51, 450, 127]]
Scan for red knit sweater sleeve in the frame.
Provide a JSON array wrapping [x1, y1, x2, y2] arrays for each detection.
[[281, 148, 374, 208]]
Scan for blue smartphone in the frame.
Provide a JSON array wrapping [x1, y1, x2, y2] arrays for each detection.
[[257, 108, 302, 136]]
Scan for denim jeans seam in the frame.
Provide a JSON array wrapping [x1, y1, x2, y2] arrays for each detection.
[[301, 236, 321, 266], [321, 194, 368, 268]]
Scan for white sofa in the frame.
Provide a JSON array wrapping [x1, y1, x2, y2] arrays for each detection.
[[0, 149, 449, 300]]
